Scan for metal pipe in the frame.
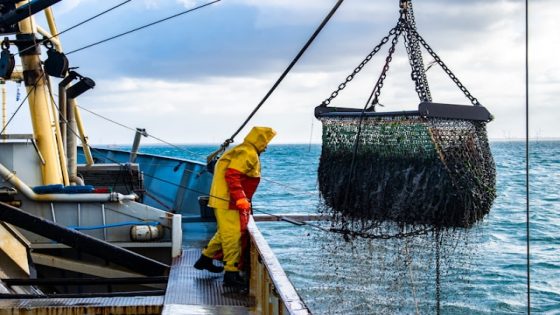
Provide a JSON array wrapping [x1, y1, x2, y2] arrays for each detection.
[[130, 128, 147, 163], [65, 76, 95, 184], [58, 74, 74, 154], [67, 97, 78, 184], [44, 7, 61, 50], [74, 104, 94, 166], [46, 75, 69, 185], [0, 161, 137, 202]]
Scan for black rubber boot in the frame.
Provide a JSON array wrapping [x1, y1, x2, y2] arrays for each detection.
[[223, 271, 246, 289], [193, 254, 224, 273]]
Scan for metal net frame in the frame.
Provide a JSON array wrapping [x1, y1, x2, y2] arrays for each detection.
[[318, 114, 496, 230], [315, 0, 496, 235]]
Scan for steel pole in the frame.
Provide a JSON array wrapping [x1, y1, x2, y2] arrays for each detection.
[[16, 0, 63, 184]]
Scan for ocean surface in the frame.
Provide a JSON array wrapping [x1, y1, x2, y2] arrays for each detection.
[[135, 141, 559, 314]]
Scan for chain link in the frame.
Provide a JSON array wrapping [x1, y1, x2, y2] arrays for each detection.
[[320, 0, 480, 108], [330, 226, 435, 240], [369, 26, 403, 110], [410, 28, 481, 106], [404, 1, 432, 102], [320, 26, 399, 107]]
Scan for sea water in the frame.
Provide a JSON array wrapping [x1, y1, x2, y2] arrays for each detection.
[[139, 141, 559, 314]]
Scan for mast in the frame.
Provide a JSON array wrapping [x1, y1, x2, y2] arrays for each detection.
[[44, 6, 94, 167], [15, 0, 63, 184]]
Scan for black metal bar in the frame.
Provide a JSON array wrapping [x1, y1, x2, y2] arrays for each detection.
[[315, 105, 420, 118], [0, 0, 63, 27], [418, 102, 492, 122], [0, 201, 169, 276], [315, 102, 492, 122], [2, 276, 168, 286], [0, 290, 165, 299]]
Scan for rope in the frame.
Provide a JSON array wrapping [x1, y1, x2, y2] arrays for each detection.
[[76, 103, 317, 196], [76, 104, 204, 158], [525, 0, 531, 312], [87, 144, 332, 233], [221, 0, 345, 146], [66, 0, 221, 55], [49, 108, 330, 234], [53, 105, 425, 240], [14, 0, 133, 56]]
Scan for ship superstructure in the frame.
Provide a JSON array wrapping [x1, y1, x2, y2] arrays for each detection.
[[0, 1, 309, 314]]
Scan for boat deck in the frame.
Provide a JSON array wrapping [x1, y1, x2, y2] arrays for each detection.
[[0, 219, 311, 315], [162, 248, 250, 314]]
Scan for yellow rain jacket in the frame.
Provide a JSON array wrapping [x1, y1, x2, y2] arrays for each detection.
[[203, 126, 276, 272], [208, 127, 276, 210]]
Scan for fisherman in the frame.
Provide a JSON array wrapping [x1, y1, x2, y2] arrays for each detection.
[[194, 126, 276, 289]]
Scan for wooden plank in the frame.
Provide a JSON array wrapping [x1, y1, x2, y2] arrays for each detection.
[[31, 253, 142, 278], [0, 223, 30, 275], [31, 253, 165, 290]]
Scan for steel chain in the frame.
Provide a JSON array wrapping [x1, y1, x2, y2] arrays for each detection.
[[404, 24, 431, 102], [320, 25, 399, 107], [404, 1, 432, 102], [330, 225, 435, 240], [411, 28, 481, 106], [370, 25, 403, 110], [320, 0, 480, 108]]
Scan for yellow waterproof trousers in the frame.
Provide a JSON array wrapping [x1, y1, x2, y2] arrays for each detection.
[[202, 208, 241, 272]]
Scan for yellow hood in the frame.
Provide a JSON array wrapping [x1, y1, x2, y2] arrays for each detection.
[[243, 126, 276, 153]]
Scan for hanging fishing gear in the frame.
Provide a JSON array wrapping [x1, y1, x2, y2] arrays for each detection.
[[315, 0, 496, 231]]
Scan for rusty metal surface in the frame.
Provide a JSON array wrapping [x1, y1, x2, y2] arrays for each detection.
[[163, 249, 248, 307], [0, 296, 163, 315]]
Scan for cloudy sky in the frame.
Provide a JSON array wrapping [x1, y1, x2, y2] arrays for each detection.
[[4, 0, 558, 144]]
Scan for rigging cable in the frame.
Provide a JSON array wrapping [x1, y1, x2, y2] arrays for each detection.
[[218, 0, 345, 149], [76, 103, 317, 196], [66, 0, 221, 55], [525, 0, 531, 313], [47, 97, 341, 235], [15, 0, 134, 56], [0, 73, 45, 135]]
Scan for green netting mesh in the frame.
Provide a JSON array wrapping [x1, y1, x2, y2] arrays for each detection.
[[318, 115, 496, 228]]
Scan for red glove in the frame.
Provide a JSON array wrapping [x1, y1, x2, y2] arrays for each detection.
[[236, 198, 251, 212]]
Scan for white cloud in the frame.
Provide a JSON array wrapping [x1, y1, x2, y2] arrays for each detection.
[[143, 0, 160, 10], [8, 0, 559, 144], [54, 0, 84, 15], [176, 0, 198, 8]]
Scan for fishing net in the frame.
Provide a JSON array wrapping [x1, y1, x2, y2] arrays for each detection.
[[318, 114, 496, 229]]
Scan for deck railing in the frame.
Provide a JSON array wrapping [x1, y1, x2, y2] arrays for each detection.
[[248, 217, 311, 315]]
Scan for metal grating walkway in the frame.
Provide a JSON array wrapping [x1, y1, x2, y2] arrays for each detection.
[[162, 249, 249, 314]]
